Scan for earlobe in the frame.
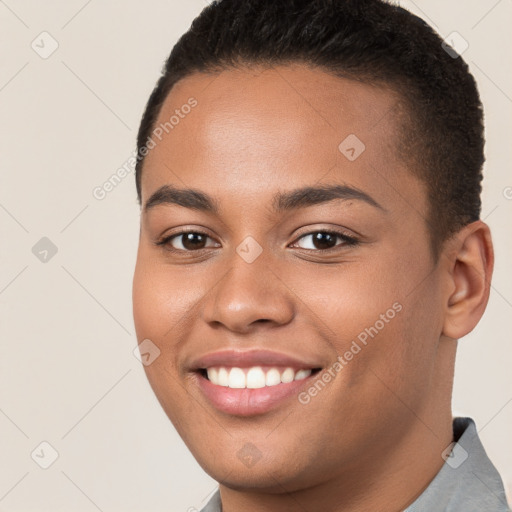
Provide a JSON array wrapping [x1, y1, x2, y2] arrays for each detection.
[[442, 221, 494, 339]]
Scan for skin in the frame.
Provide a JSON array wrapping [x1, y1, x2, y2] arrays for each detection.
[[132, 64, 494, 512]]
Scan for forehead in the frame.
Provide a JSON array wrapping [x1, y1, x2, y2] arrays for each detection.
[[140, 64, 425, 219]]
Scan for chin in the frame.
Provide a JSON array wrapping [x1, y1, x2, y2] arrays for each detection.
[[195, 448, 321, 494]]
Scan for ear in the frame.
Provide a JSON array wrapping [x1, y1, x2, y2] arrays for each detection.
[[442, 220, 494, 339]]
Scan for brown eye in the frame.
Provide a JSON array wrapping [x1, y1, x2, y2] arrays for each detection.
[[157, 231, 219, 252], [176, 232, 208, 251], [294, 231, 358, 251]]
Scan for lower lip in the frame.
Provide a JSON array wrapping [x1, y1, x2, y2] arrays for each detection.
[[193, 371, 318, 416]]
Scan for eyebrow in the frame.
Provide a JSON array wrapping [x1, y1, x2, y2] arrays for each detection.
[[144, 183, 385, 213]]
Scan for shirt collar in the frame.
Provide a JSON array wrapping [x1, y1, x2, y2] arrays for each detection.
[[405, 416, 510, 511]]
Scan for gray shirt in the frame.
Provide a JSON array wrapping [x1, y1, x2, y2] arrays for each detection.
[[199, 417, 510, 512]]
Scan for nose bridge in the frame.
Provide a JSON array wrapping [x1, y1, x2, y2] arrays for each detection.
[[202, 241, 295, 332]]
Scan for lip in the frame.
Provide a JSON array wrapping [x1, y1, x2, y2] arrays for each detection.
[[189, 349, 323, 416], [193, 370, 320, 416], [189, 348, 322, 372]]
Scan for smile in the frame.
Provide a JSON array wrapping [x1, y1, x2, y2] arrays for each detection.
[[189, 349, 324, 416], [203, 366, 315, 388]]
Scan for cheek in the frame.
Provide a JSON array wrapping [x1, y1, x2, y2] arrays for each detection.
[[337, 264, 444, 411], [132, 252, 182, 386], [132, 248, 220, 401], [132, 251, 200, 342], [132, 254, 196, 424], [290, 262, 404, 344], [303, 248, 439, 382]]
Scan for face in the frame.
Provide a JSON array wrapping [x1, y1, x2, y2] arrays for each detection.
[[132, 64, 448, 491]]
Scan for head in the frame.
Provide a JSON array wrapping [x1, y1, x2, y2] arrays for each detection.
[[132, 0, 493, 498]]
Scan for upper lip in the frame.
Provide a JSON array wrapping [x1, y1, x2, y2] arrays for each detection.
[[189, 349, 323, 371]]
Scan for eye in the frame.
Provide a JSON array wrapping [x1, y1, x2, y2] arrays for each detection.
[[156, 230, 219, 252], [291, 230, 358, 251], [156, 228, 359, 254]]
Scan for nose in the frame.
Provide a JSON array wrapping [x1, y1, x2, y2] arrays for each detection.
[[201, 250, 295, 334]]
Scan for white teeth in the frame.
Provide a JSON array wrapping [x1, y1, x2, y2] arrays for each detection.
[[246, 367, 266, 389], [205, 366, 314, 388], [281, 367, 295, 383], [206, 367, 218, 383], [228, 367, 246, 388], [265, 368, 281, 386], [294, 369, 312, 380], [218, 367, 229, 386]]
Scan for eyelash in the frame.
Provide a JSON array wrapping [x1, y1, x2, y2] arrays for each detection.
[[155, 229, 359, 254]]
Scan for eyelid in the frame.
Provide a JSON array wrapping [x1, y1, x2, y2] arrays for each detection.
[[292, 223, 362, 240]]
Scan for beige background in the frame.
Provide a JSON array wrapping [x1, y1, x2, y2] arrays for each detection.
[[0, 1, 510, 510]]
